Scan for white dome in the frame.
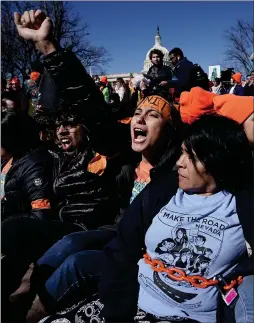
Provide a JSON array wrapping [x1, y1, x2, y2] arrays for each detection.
[[143, 27, 170, 72]]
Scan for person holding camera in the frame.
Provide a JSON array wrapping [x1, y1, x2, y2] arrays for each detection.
[[143, 49, 173, 100]]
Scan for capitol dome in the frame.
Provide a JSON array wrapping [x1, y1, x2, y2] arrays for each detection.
[[143, 26, 170, 72]]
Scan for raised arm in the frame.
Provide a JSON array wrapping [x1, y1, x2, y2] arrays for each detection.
[[14, 10, 128, 157], [14, 10, 107, 125]]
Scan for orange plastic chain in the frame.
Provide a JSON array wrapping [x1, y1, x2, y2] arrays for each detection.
[[143, 253, 243, 290]]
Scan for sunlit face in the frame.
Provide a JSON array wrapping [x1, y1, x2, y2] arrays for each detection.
[[56, 122, 85, 152], [246, 76, 251, 84], [169, 54, 178, 66], [131, 107, 166, 157], [176, 144, 217, 194], [243, 113, 254, 146], [151, 54, 162, 66]]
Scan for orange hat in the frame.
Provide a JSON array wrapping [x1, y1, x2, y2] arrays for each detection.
[[137, 95, 172, 121], [232, 73, 242, 84], [100, 76, 108, 84], [118, 117, 132, 124], [179, 87, 216, 124], [213, 94, 254, 124], [11, 76, 20, 84], [30, 71, 41, 82]]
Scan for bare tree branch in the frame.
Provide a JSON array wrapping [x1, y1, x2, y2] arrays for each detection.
[[1, 1, 112, 82], [224, 19, 254, 75]]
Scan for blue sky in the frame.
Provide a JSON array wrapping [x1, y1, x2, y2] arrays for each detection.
[[71, 1, 253, 74]]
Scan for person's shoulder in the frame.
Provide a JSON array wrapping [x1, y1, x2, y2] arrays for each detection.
[[181, 58, 194, 67], [22, 147, 53, 166], [148, 170, 178, 198]]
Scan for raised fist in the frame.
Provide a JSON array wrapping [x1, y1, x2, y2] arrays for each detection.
[[14, 10, 53, 43]]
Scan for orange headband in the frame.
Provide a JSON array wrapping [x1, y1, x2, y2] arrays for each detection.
[[137, 95, 172, 121]]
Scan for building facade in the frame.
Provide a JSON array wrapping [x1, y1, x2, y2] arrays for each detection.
[[105, 27, 170, 83]]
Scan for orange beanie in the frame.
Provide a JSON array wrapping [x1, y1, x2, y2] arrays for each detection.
[[30, 71, 41, 82], [100, 76, 108, 84], [232, 73, 242, 84], [11, 76, 20, 84], [213, 94, 254, 124], [179, 87, 216, 124]]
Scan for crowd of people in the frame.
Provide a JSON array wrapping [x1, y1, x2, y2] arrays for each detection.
[[90, 48, 254, 108], [1, 9, 254, 323]]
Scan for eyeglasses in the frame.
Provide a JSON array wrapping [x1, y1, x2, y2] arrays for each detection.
[[169, 56, 176, 62], [56, 122, 80, 132]]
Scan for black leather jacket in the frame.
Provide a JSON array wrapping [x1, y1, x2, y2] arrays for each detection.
[[40, 49, 132, 229], [1, 147, 53, 221], [145, 64, 173, 99], [49, 147, 123, 230]]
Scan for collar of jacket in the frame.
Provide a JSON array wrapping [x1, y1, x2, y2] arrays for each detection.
[[151, 64, 163, 71], [174, 57, 187, 70]]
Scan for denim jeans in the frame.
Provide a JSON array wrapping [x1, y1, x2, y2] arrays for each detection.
[[36, 229, 116, 311], [37, 229, 116, 271], [234, 275, 254, 323], [39, 250, 105, 312]]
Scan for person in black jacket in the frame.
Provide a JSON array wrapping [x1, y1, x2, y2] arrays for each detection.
[[98, 115, 253, 323], [168, 47, 196, 101], [2, 9, 129, 239], [40, 115, 253, 323], [1, 112, 53, 222], [143, 49, 173, 100], [1, 112, 55, 322], [1, 10, 131, 322], [11, 95, 182, 322], [244, 71, 254, 97]]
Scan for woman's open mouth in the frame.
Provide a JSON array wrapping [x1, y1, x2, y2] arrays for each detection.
[[133, 128, 147, 143], [60, 138, 72, 151]]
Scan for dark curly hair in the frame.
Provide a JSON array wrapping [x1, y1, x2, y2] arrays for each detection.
[[169, 47, 184, 58], [149, 49, 164, 61]]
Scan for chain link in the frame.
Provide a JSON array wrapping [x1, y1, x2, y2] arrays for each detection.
[[143, 253, 243, 290]]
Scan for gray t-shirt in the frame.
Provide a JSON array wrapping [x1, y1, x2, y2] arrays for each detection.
[[138, 188, 247, 322]]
